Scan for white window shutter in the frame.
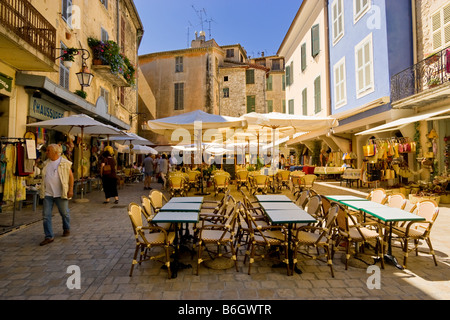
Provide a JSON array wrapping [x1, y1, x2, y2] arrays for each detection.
[[432, 11, 442, 50]]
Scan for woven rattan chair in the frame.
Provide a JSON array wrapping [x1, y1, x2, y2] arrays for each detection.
[[149, 189, 168, 213], [213, 173, 230, 197], [387, 193, 407, 210], [127, 202, 175, 278], [196, 198, 239, 275], [392, 199, 439, 268], [300, 174, 317, 191], [252, 174, 269, 195], [367, 188, 387, 204], [295, 190, 310, 210], [292, 204, 339, 277], [335, 203, 385, 270], [186, 170, 201, 192], [276, 170, 291, 190], [168, 174, 187, 197], [141, 195, 171, 231], [235, 170, 250, 191], [240, 203, 289, 275]]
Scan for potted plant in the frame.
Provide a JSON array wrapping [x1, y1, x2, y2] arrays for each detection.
[[60, 48, 78, 68], [74, 90, 87, 99], [428, 77, 440, 88], [425, 53, 440, 65]]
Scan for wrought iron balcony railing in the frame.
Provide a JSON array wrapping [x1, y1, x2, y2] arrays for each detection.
[[0, 0, 56, 60], [391, 46, 450, 103]]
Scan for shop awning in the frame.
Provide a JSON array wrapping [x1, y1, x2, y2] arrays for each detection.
[[355, 108, 450, 136]]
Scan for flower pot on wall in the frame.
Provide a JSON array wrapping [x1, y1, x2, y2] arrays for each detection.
[[63, 60, 73, 68]]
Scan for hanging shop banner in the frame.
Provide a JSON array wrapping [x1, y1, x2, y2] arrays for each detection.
[[29, 97, 65, 121], [0, 72, 13, 92]]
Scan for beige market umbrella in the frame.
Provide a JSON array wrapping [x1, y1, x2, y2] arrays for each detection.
[[26, 114, 126, 201]]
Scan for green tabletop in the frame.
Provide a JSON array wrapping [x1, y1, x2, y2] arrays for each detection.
[[265, 209, 317, 224], [259, 201, 301, 211], [340, 200, 425, 223], [325, 195, 368, 202], [160, 202, 202, 212], [152, 211, 200, 223], [167, 196, 204, 203], [255, 195, 292, 202]]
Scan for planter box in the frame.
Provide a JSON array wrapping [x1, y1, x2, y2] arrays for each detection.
[[409, 194, 440, 205]]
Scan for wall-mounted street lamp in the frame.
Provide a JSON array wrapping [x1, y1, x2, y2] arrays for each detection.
[[55, 47, 94, 91]]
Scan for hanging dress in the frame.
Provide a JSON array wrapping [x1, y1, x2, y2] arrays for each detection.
[[3, 144, 26, 202]]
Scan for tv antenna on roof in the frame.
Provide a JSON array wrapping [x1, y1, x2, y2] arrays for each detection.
[[192, 5, 206, 32], [186, 20, 194, 47]]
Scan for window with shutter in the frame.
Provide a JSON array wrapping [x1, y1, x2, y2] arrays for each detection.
[[288, 99, 294, 115], [302, 89, 307, 116], [174, 83, 184, 110], [59, 42, 69, 89], [301, 43, 307, 71], [334, 58, 347, 108], [223, 88, 229, 98], [290, 61, 294, 85], [355, 34, 374, 97], [175, 56, 183, 73], [100, 87, 109, 109], [247, 96, 256, 113], [101, 28, 109, 42], [282, 75, 286, 91], [62, 0, 72, 27], [285, 66, 291, 87], [267, 100, 273, 113], [120, 16, 126, 53], [314, 76, 321, 113], [246, 69, 255, 84], [266, 75, 273, 91], [432, 4, 450, 51], [311, 24, 320, 57], [332, 0, 345, 44], [282, 100, 286, 113], [354, 0, 370, 23]]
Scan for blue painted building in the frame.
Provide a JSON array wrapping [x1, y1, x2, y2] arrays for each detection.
[[327, 0, 414, 165]]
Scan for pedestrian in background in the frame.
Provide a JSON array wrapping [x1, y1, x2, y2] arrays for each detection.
[[158, 153, 169, 189], [39, 144, 74, 246], [100, 147, 119, 204], [143, 153, 154, 190]]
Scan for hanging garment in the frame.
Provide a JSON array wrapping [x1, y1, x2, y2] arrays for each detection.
[[3, 144, 26, 202], [0, 145, 6, 184], [15, 143, 32, 176], [446, 48, 450, 74]]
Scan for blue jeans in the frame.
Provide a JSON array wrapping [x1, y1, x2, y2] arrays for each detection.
[[42, 196, 70, 239]]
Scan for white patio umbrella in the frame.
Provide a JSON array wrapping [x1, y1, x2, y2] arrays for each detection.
[[242, 112, 339, 167], [119, 144, 158, 155], [101, 132, 154, 146], [147, 110, 245, 165], [26, 114, 126, 202]]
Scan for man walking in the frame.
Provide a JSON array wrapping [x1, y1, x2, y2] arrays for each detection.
[[39, 144, 74, 246], [143, 154, 154, 190]]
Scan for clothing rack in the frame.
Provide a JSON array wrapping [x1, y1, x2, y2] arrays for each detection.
[[0, 137, 28, 227]]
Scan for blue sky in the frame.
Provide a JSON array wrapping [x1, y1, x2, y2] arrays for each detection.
[[134, 0, 302, 58]]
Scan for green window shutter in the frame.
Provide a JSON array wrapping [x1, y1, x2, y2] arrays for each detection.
[[288, 99, 294, 114], [266, 75, 273, 91], [246, 69, 255, 84], [290, 61, 294, 85], [301, 43, 307, 71], [314, 76, 321, 113], [247, 95, 255, 113], [302, 88, 307, 115], [267, 100, 273, 113], [311, 24, 320, 57], [282, 100, 286, 113], [285, 66, 290, 87], [282, 75, 286, 91]]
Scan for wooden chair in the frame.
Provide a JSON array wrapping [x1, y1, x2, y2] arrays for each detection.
[[168, 174, 186, 197], [127, 203, 175, 278], [387, 193, 407, 210], [186, 170, 201, 192], [392, 199, 439, 268], [213, 173, 230, 197], [295, 190, 310, 210], [300, 174, 317, 191], [367, 188, 387, 204], [292, 204, 339, 277], [252, 174, 269, 195]]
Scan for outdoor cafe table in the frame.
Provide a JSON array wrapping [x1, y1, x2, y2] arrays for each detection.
[[339, 200, 425, 270], [258, 200, 317, 275], [153, 199, 202, 278], [167, 196, 204, 203], [324, 195, 369, 202], [255, 194, 292, 202]]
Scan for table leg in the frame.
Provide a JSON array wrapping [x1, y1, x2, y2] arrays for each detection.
[[289, 225, 302, 275], [168, 223, 193, 278], [384, 221, 403, 270]]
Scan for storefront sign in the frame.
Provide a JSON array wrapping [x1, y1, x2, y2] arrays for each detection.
[[0, 72, 12, 92], [29, 97, 65, 120]]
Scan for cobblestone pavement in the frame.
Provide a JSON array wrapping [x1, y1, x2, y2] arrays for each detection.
[[0, 178, 449, 300]]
